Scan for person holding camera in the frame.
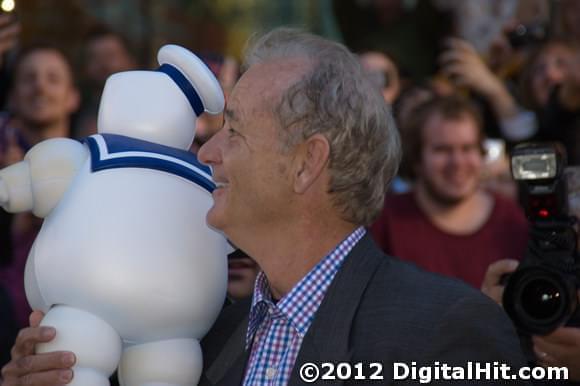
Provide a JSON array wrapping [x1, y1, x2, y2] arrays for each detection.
[[482, 259, 580, 382]]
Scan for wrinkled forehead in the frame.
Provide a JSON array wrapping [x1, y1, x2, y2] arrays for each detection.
[[227, 57, 311, 119]]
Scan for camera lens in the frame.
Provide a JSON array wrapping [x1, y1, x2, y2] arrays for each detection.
[[520, 278, 564, 320], [503, 267, 576, 334]]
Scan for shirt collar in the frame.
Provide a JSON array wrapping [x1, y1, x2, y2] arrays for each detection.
[[246, 227, 366, 347]]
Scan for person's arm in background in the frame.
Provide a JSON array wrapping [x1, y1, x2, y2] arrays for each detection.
[[439, 37, 537, 142], [0, 13, 19, 109], [481, 259, 580, 381], [0, 14, 19, 69]]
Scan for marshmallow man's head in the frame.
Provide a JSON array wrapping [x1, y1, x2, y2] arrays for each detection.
[[97, 45, 224, 149]]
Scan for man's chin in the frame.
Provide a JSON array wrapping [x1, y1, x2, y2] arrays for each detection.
[[206, 208, 226, 231], [430, 188, 473, 206]]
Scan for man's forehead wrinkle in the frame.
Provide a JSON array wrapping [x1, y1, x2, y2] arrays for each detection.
[[225, 108, 238, 123]]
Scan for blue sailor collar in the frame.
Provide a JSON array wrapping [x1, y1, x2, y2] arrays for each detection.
[[84, 133, 215, 193]]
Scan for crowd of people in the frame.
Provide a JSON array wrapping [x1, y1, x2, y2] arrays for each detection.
[[0, 0, 580, 384]]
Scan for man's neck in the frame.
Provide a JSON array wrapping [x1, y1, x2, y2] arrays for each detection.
[[414, 182, 494, 235], [236, 218, 358, 300], [20, 120, 69, 146]]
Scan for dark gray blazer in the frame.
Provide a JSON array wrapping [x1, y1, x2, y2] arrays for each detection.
[[200, 234, 531, 385]]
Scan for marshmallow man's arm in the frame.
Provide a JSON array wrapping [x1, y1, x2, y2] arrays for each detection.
[[0, 138, 89, 218]]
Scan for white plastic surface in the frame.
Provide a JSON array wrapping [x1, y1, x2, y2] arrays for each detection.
[[25, 138, 88, 217], [0, 44, 229, 386], [99, 44, 225, 150], [119, 339, 202, 386], [0, 160, 33, 212], [37, 305, 122, 386], [157, 45, 225, 114]]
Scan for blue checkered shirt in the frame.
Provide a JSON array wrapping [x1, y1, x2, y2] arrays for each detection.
[[242, 227, 366, 385]]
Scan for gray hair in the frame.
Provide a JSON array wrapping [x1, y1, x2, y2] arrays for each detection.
[[243, 28, 401, 226]]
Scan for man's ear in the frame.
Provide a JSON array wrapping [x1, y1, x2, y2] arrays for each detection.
[[293, 133, 330, 194]]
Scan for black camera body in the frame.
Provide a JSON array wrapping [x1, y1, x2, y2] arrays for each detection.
[[503, 142, 580, 335], [507, 22, 547, 49]]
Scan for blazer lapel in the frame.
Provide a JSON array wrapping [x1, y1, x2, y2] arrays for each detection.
[[204, 315, 250, 386], [288, 234, 384, 386]]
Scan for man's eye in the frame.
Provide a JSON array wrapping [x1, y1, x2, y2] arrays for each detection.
[[228, 128, 238, 137]]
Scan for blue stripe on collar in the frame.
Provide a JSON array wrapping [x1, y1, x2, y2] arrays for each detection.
[[157, 64, 205, 116], [84, 134, 215, 193]]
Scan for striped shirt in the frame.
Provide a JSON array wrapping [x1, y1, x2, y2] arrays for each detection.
[[242, 227, 366, 385]]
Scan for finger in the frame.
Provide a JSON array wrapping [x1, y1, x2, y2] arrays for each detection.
[[484, 259, 519, 284], [533, 336, 575, 360], [481, 286, 504, 305], [438, 50, 468, 67], [10, 326, 56, 359], [2, 351, 75, 379], [0, 13, 15, 27], [444, 37, 478, 55], [439, 64, 469, 82], [537, 327, 580, 346], [535, 355, 559, 368], [3, 368, 74, 386], [29, 311, 45, 328], [0, 22, 20, 41]]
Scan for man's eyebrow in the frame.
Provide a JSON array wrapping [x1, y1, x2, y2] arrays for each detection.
[[225, 108, 238, 122]]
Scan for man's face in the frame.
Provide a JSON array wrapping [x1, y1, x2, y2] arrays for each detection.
[[12, 49, 78, 127], [416, 113, 483, 205], [531, 44, 572, 107], [85, 35, 134, 86], [198, 59, 307, 244]]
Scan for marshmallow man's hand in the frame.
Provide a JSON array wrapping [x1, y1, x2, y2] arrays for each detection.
[[533, 325, 580, 380], [1, 311, 76, 386], [480, 259, 519, 305]]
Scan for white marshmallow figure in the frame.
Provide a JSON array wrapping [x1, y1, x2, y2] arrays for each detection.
[[0, 45, 228, 386]]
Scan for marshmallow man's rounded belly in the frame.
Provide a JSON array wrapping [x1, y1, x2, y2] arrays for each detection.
[[28, 161, 227, 343]]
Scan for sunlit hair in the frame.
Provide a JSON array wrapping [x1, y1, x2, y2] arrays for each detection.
[[242, 28, 401, 226]]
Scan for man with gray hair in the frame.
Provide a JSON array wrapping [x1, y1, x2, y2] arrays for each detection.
[[3, 28, 529, 386], [196, 28, 529, 385]]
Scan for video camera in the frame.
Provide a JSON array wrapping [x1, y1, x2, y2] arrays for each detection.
[[503, 142, 580, 335]]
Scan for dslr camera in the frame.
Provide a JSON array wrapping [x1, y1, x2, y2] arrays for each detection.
[[503, 142, 580, 335], [506, 22, 547, 49]]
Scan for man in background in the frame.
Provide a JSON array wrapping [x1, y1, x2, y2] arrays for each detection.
[[75, 26, 137, 138], [0, 44, 80, 329], [371, 95, 529, 288]]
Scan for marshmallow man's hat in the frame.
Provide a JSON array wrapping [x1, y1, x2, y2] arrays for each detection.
[[98, 45, 225, 149], [157, 45, 224, 115]]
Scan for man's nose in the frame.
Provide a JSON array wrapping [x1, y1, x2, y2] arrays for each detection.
[[31, 76, 49, 94], [449, 150, 466, 166], [197, 130, 222, 166]]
